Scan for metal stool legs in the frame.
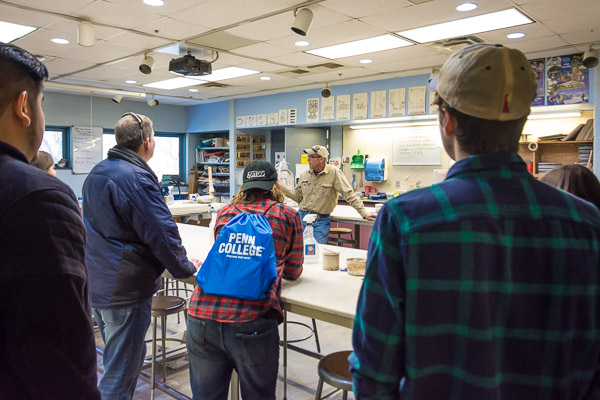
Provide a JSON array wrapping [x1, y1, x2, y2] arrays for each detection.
[[314, 350, 353, 400]]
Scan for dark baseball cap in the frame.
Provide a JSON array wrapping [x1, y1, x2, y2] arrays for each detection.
[[241, 160, 278, 191]]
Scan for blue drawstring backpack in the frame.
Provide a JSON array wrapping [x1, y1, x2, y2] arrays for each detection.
[[196, 203, 277, 300]]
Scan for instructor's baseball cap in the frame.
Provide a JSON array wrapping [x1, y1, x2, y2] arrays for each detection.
[[241, 160, 278, 191], [433, 43, 537, 121], [303, 145, 329, 160]]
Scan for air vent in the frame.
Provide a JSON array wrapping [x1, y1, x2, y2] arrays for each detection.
[[203, 82, 230, 88], [308, 62, 343, 71], [425, 35, 484, 53], [277, 69, 310, 77]]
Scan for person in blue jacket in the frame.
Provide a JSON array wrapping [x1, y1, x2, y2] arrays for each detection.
[[83, 112, 201, 400]]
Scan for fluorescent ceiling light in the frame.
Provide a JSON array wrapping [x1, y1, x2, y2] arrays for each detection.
[[0, 21, 36, 43], [144, 77, 206, 90], [397, 8, 533, 43], [527, 111, 582, 120], [51, 38, 69, 45], [260, 76, 271, 81], [456, 2, 477, 12], [359, 59, 373, 64], [190, 67, 259, 82], [349, 121, 438, 129], [295, 40, 310, 47], [143, 0, 164, 6], [125, 80, 137, 84], [189, 88, 199, 92], [306, 35, 413, 59], [507, 32, 525, 39], [44, 81, 146, 98]]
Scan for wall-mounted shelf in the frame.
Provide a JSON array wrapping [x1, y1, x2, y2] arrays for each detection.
[[519, 140, 593, 177]]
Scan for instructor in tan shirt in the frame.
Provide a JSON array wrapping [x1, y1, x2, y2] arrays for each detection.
[[280, 145, 376, 244]]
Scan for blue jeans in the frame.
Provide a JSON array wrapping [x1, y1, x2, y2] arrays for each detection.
[[298, 210, 331, 244], [186, 314, 280, 400], [92, 297, 152, 400]]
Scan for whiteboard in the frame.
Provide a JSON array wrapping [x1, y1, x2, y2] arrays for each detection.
[[392, 127, 442, 165], [72, 125, 103, 174]]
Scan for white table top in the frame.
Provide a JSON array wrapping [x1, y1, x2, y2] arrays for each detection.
[[167, 200, 211, 216], [175, 223, 367, 327]]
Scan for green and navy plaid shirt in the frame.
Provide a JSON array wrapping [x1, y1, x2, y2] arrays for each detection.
[[350, 153, 600, 399]]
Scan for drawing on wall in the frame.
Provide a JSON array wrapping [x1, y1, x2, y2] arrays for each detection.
[[236, 116, 246, 128], [353, 92, 368, 119], [246, 115, 256, 127], [546, 54, 589, 105], [267, 113, 278, 125], [257, 114, 267, 126], [336, 94, 351, 120], [321, 96, 335, 121], [408, 86, 426, 115], [530, 58, 545, 106], [389, 88, 406, 117], [278, 109, 288, 124], [307, 98, 319, 123], [370, 90, 387, 118]]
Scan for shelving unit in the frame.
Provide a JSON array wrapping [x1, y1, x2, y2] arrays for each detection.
[[195, 144, 231, 195], [518, 140, 593, 177], [235, 134, 251, 168], [252, 135, 266, 161]]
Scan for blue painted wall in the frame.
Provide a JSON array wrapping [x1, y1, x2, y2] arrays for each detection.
[[186, 101, 230, 132]]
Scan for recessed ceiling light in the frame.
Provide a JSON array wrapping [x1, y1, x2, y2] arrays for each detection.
[[143, 0, 164, 6], [359, 59, 373, 64], [260, 76, 271, 81], [307, 35, 413, 59], [0, 21, 36, 43], [125, 80, 137, 84], [507, 32, 525, 39], [144, 77, 206, 90], [189, 67, 259, 82], [51, 38, 70, 45], [189, 88, 199, 92], [456, 2, 477, 12], [295, 40, 310, 47], [397, 8, 533, 43]]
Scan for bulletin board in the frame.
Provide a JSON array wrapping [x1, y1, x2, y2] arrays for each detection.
[[72, 125, 103, 174], [392, 127, 442, 165]]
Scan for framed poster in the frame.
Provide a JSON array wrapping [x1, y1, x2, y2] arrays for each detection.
[[530, 58, 545, 106], [546, 54, 589, 105]]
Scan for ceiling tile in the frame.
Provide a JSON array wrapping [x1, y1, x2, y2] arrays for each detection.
[[294, 67, 375, 83], [320, 0, 412, 18], [362, 53, 449, 73], [5, 0, 96, 15], [43, 19, 124, 40], [520, 0, 600, 21], [170, 0, 299, 29], [71, 1, 163, 30], [62, 41, 140, 64], [44, 57, 97, 76], [70, 65, 132, 80], [0, 4, 58, 28], [560, 29, 600, 46], [13, 28, 79, 57], [225, 13, 296, 42], [234, 42, 294, 58], [132, 17, 211, 41], [543, 14, 600, 35], [236, 60, 288, 72], [268, 51, 330, 67]]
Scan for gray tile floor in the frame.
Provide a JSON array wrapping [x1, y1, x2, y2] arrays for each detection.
[[95, 312, 355, 400]]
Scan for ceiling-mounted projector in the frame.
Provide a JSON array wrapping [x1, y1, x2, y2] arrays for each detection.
[[169, 52, 212, 76]]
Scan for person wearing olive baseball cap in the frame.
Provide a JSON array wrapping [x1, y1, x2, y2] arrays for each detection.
[[351, 44, 600, 399], [280, 144, 376, 244]]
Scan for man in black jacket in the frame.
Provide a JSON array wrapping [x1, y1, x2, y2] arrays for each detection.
[[0, 44, 101, 399]]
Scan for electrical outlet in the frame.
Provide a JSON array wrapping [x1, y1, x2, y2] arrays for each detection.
[[395, 180, 400, 188]]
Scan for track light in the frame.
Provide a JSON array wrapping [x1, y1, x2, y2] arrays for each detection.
[[77, 21, 94, 47], [583, 45, 599, 68], [291, 8, 313, 36], [111, 94, 123, 103], [139, 53, 155, 74], [321, 83, 331, 98], [147, 96, 159, 107]]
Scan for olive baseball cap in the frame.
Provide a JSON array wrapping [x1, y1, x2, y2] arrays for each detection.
[[241, 160, 278, 191], [434, 43, 537, 121], [303, 145, 329, 160]]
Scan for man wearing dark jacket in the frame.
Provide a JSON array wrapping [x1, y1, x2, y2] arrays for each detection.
[[0, 44, 100, 399], [83, 112, 200, 400]]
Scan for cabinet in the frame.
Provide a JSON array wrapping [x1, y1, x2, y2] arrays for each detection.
[[252, 135, 266, 161], [518, 141, 593, 177]]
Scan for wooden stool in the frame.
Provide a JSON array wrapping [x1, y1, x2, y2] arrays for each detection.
[[315, 350, 353, 400], [327, 227, 357, 248], [148, 295, 187, 400]]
